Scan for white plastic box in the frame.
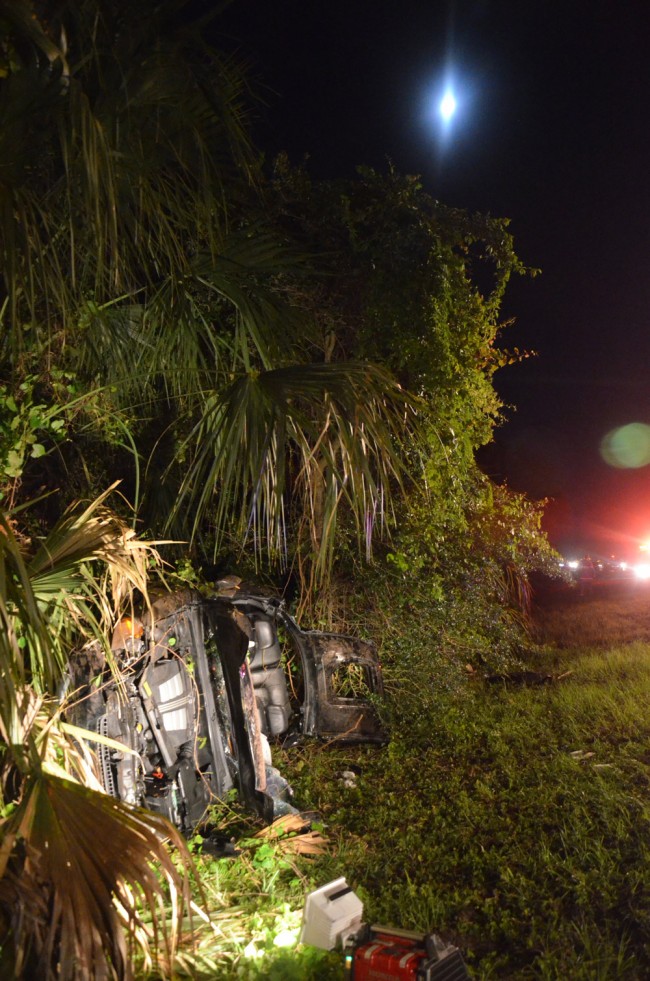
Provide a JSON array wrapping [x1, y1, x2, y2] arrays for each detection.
[[300, 877, 364, 950]]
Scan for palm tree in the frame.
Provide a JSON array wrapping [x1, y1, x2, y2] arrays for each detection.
[[0, 0, 417, 584], [0, 488, 196, 980]]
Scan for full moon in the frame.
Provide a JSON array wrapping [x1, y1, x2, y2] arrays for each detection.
[[439, 89, 457, 122]]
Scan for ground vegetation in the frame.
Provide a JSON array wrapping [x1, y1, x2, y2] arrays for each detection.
[[161, 589, 650, 979]]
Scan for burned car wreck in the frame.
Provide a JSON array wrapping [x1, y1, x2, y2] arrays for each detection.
[[65, 581, 384, 833]]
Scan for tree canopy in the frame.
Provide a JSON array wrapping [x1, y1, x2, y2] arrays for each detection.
[[0, 0, 421, 581], [0, 0, 562, 659], [0, 0, 543, 589]]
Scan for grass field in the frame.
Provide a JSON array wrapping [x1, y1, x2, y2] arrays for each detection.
[[166, 586, 650, 979], [531, 579, 650, 649]]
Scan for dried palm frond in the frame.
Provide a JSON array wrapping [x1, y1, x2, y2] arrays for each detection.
[[0, 486, 199, 981], [0, 769, 195, 981], [0, 483, 163, 692], [253, 813, 330, 856]]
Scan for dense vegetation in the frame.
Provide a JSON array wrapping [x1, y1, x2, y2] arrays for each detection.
[[0, 1, 566, 978]]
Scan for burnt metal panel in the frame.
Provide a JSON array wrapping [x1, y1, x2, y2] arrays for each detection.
[[290, 630, 385, 744], [204, 602, 275, 822]]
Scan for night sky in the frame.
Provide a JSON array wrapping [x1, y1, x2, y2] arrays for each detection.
[[218, 0, 650, 557]]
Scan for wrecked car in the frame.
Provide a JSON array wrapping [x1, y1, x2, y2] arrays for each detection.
[[65, 579, 384, 833]]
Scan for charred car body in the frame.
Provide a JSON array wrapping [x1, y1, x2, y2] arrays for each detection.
[[66, 581, 384, 833]]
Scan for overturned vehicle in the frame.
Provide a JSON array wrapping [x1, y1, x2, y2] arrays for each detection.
[[65, 580, 384, 833]]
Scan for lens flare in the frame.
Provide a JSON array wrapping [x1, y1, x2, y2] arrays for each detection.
[[600, 423, 650, 469]]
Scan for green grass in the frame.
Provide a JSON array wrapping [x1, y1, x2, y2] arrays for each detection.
[[530, 582, 650, 649], [154, 592, 650, 979], [282, 647, 650, 978]]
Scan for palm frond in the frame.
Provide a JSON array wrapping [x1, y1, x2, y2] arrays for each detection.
[[21, 485, 161, 687], [0, 1, 261, 341], [0, 510, 55, 692], [0, 770, 194, 981], [0, 487, 198, 981], [187, 229, 311, 371], [0, 483, 163, 707], [73, 226, 312, 405], [171, 361, 419, 572]]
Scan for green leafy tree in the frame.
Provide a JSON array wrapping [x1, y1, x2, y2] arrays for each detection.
[[269, 161, 528, 449], [264, 160, 557, 635], [0, 1, 552, 601]]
